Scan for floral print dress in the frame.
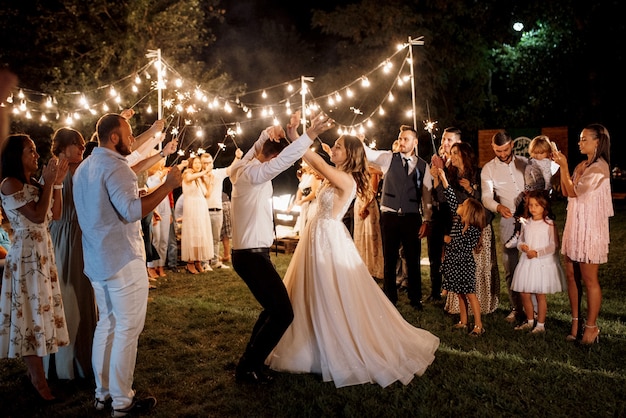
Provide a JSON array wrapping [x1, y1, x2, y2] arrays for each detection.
[[0, 182, 69, 358]]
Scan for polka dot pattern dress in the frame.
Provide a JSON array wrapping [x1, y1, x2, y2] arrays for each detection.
[[440, 187, 482, 295]]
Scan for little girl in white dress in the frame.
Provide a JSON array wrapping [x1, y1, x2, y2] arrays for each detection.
[[511, 190, 566, 333]]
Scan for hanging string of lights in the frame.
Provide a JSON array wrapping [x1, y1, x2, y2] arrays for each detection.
[[1, 37, 426, 155]]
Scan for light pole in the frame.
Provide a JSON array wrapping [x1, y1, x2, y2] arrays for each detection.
[[406, 36, 424, 131], [146, 49, 163, 120]]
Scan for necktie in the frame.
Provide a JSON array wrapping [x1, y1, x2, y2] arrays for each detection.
[[403, 157, 410, 175]]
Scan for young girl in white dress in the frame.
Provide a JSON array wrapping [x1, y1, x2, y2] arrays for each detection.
[[511, 190, 566, 333], [266, 115, 439, 388]]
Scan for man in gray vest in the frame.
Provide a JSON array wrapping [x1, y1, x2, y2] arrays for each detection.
[[363, 125, 433, 310]]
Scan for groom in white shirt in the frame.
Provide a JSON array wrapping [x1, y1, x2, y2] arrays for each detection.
[[229, 113, 334, 384]]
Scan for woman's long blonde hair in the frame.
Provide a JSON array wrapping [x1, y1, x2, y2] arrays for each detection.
[[336, 135, 371, 201]]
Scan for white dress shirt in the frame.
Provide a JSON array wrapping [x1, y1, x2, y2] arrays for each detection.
[[73, 147, 144, 281], [205, 167, 229, 209], [230, 130, 313, 250], [480, 155, 528, 213]]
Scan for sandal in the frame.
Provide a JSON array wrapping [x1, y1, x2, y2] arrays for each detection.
[[565, 317, 583, 342], [147, 267, 158, 279], [469, 325, 485, 337], [452, 322, 468, 330], [580, 323, 600, 345]]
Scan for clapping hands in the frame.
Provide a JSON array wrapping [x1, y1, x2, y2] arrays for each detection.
[[42, 157, 69, 186]]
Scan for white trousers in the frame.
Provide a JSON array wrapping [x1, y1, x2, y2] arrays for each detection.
[[90, 259, 149, 410], [208, 210, 223, 265], [148, 198, 172, 268]]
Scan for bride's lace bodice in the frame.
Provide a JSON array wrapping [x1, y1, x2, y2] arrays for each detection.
[[314, 181, 356, 221]]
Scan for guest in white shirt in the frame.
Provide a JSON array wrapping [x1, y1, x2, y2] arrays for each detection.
[[73, 113, 182, 415], [200, 148, 242, 270], [229, 112, 334, 385], [480, 130, 528, 323]]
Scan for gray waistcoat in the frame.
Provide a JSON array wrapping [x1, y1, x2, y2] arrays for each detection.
[[381, 153, 426, 214]]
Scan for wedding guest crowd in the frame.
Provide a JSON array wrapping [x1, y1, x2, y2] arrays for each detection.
[[0, 68, 615, 412]]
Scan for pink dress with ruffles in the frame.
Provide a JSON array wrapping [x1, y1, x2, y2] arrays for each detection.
[[561, 158, 613, 264]]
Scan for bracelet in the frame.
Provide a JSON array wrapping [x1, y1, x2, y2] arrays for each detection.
[[53, 184, 63, 190]]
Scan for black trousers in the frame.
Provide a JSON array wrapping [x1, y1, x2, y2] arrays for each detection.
[[381, 212, 422, 305], [427, 206, 445, 298], [232, 248, 294, 371]]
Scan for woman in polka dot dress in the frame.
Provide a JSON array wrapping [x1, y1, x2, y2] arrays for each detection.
[[437, 168, 487, 336]]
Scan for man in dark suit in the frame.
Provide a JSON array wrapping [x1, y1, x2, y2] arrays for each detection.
[[362, 125, 433, 310]]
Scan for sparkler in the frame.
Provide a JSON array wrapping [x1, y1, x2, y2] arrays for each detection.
[[423, 101, 438, 157]]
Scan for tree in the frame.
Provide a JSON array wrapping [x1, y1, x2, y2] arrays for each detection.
[[0, 0, 234, 139], [310, 0, 624, 166], [310, 0, 497, 150]]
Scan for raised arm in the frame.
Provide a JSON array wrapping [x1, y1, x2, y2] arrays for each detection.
[[141, 166, 182, 217], [286, 110, 301, 142], [302, 148, 353, 195], [132, 119, 166, 154], [50, 158, 69, 220], [438, 167, 460, 214], [552, 149, 576, 197], [131, 139, 178, 174], [225, 148, 243, 176], [4, 159, 60, 224], [244, 114, 334, 185]]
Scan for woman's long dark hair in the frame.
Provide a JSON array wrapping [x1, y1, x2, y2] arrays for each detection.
[[447, 142, 478, 189], [1, 134, 31, 184], [586, 123, 610, 166]]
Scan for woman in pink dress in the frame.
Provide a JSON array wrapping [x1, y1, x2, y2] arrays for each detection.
[[552, 124, 613, 345]]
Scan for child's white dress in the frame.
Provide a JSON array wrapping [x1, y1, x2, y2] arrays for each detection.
[[511, 218, 566, 294]]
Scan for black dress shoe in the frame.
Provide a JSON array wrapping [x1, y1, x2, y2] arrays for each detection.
[[235, 369, 274, 385], [425, 295, 442, 303], [410, 300, 424, 311]]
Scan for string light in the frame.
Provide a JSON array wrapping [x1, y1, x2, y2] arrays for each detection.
[[7, 39, 424, 140]]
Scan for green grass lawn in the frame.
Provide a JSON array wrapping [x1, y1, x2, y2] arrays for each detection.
[[2, 199, 625, 417]]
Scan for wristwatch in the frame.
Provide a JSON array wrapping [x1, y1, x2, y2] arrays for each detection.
[[159, 150, 165, 158]]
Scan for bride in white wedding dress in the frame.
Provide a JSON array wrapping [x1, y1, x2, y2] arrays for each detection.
[[266, 125, 439, 388]]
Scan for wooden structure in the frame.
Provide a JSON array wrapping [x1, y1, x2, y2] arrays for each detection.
[[272, 237, 299, 254], [478, 126, 568, 167]]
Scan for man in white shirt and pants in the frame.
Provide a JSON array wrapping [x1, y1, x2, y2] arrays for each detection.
[[74, 113, 182, 416]]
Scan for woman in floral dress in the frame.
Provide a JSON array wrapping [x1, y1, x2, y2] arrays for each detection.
[[0, 134, 69, 401]]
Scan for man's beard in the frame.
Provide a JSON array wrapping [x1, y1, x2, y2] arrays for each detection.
[[497, 153, 512, 163], [115, 141, 132, 156]]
